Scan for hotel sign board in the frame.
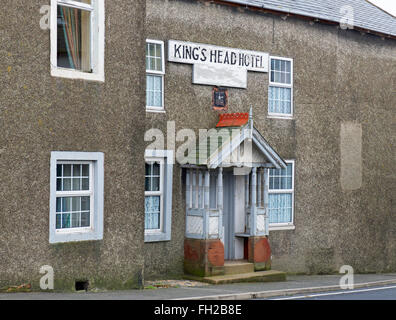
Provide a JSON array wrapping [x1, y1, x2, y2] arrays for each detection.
[[168, 40, 269, 88], [168, 40, 269, 72]]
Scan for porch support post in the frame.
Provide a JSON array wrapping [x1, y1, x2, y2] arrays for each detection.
[[198, 170, 203, 209], [257, 168, 262, 208], [186, 169, 191, 209], [192, 170, 196, 208], [217, 167, 223, 239], [251, 167, 257, 236], [204, 170, 210, 210], [245, 173, 249, 208], [263, 168, 270, 236]]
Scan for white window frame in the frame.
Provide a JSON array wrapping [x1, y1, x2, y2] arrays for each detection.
[[268, 56, 294, 119], [144, 149, 173, 242], [144, 157, 164, 233], [268, 160, 295, 231], [50, 0, 105, 82], [55, 160, 94, 234], [146, 39, 165, 113], [49, 152, 104, 243]]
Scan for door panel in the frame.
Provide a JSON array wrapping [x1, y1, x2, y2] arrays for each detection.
[[223, 172, 235, 260]]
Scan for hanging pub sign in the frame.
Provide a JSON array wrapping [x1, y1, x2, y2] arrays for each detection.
[[212, 87, 228, 111], [168, 40, 269, 89]]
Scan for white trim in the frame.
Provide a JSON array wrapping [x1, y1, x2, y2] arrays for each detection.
[[50, 0, 105, 82], [269, 224, 295, 231], [146, 39, 165, 111], [49, 151, 104, 244], [144, 149, 174, 242], [268, 159, 295, 229], [144, 157, 164, 233], [268, 56, 293, 118]]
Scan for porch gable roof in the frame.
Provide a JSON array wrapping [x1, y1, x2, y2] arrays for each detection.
[[181, 118, 287, 170]]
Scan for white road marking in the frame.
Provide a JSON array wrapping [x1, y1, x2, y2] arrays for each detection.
[[271, 285, 396, 300]]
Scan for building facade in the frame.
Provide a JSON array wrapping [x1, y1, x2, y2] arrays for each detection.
[[0, 0, 395, 290]]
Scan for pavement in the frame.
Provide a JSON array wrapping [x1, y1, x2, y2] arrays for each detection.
[[1, 273, 396, 300]]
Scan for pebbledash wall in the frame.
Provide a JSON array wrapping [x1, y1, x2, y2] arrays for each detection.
[[0, 0, 395, 290], [0, 1, 147, 290], [143, 0, 396, 278]]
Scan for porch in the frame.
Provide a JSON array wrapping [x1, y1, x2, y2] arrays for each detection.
[[181, 110, 288, 281]]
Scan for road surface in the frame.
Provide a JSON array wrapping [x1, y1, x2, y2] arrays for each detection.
[[265, 285, 396, 300]]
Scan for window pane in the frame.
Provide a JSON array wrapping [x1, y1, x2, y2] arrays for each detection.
[[275, 59, 281, 71], [56, 198, 62, 212], [63, 164, 72, 177], [286, 60, 291, 73], [152, 163, 160, 175], [56, 196, 90, 230], [57, 6, 91, 72], [63, 178, 72, 191], [145, 177, 151, 191], [269, 193, 292, 224], [57, 178, 62, 191], [268, 87, 291, 115], [146, 75, 163, 107], [81, 212, 90, 227], [62, 197, 71, 212], [82, 164, 89, 177], [57, 164, 62, 177], [72, 213, 80, 228], [145, 196, 161, 230], [62, 213, 71, 229], [73, 164, 81, 176], [82, 178, 89, 190], [146, 43, 163, 72], [81, 197, 90, 211], [72, 197, 81, 211], [152, 177, 160, 192], [56, 214, 62, 229], [73, 178, 81, 190]]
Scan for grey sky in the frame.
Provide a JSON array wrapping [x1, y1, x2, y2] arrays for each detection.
[[367, 0, 396, 17]]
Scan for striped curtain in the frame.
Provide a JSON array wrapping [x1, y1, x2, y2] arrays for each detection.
[[60, 7, 81, 70]]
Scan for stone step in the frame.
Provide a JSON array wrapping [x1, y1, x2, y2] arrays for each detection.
[[185, 270, 286, 285], [224, 261, 255, 275]]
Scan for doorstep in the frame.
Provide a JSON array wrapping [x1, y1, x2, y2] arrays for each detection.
[[184, 270, 287, 285]]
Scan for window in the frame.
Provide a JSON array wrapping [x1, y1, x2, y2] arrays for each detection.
[[268, 160, 294, 228], [146, 40, 165, 112], [144, 150, 173, 242], [50, 0, 105, 82], [145, 159, 164, 231], [50, 152, 104, 243], [268, 57, 293, 117]]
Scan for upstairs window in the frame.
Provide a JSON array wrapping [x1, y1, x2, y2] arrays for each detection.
[[51, 0, 105, 82], [146, 40, 165, 112], [268, 57, 293, 117]]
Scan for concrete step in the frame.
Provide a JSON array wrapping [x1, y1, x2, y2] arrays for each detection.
[[185, 270, 287, 285], [224, 261, 255, 275]]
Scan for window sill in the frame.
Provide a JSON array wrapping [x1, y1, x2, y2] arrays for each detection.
[[146, 107, 166, 114], [267, 115, 294, 120], [269, 225, 295, 231], [51, 68, 104, 82], [144, 231, 171, 243], [50, 230, 103, 244]]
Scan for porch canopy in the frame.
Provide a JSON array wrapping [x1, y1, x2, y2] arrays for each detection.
[[180, 109, 287, 241]]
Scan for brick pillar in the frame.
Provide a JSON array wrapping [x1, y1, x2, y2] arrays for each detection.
[[248, 236, 271, 271], [184, 239, 225, 277]]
